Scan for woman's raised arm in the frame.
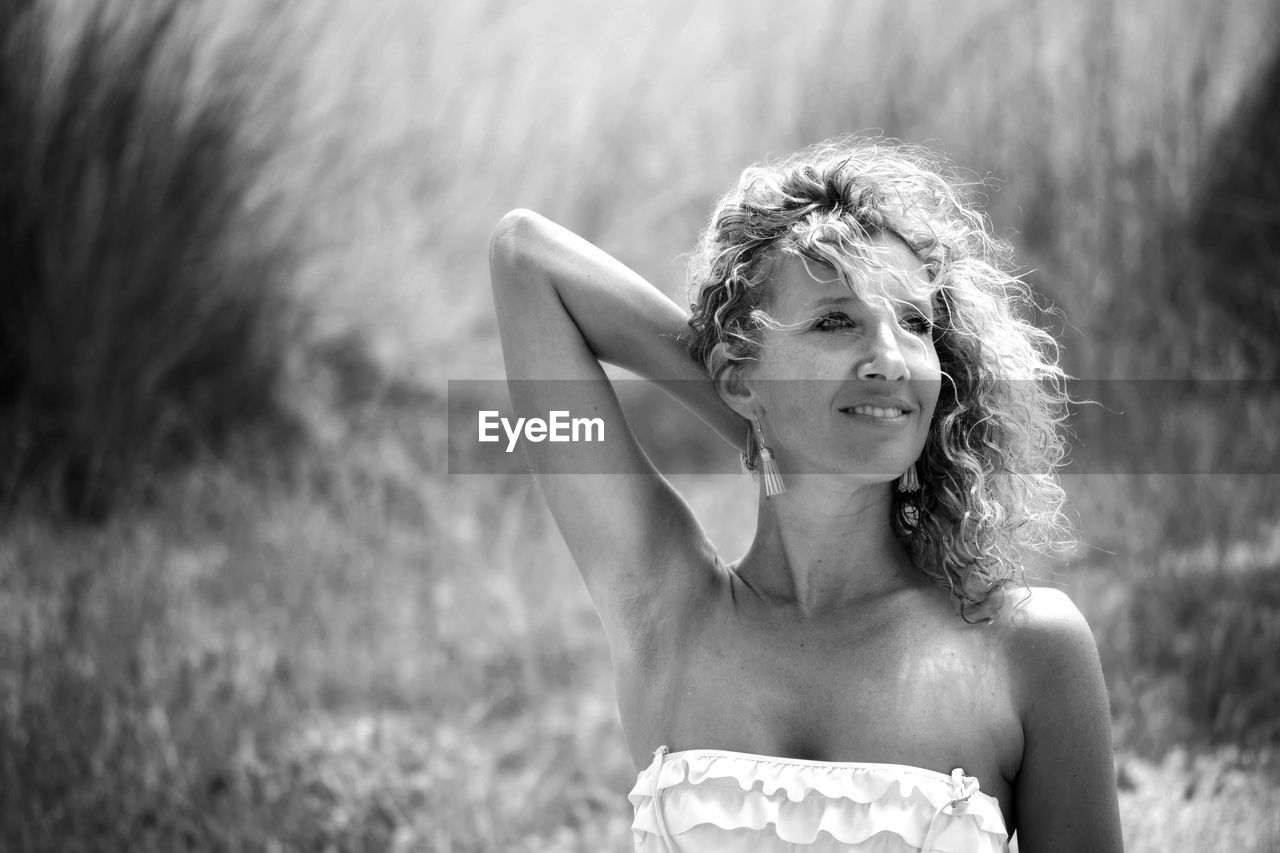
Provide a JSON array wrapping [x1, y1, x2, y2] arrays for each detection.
[[488, 209, 743, 641]]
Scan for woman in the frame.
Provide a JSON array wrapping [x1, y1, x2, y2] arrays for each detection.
[[488, 138, 1123, 852]]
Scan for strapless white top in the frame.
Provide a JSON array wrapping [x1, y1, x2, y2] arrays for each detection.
[[629, 747, 1010, 852]]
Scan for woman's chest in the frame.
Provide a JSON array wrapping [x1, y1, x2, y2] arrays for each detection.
[[688, 623, 1008, 741], [617, 592, 1023, 815]]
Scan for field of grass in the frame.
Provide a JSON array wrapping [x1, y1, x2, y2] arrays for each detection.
[[2, 0, 1279, 850]]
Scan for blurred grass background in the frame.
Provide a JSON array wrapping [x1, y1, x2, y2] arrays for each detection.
[[2, 0, 1279, 850]]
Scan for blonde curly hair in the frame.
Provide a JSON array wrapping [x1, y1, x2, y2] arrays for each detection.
[[686, 136, 1072, 616]]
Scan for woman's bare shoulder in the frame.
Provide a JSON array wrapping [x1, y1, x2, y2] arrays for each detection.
[[991, 584, 1086, 624], [994, 585, 1092, 638], [988, 585, 1105, 710]]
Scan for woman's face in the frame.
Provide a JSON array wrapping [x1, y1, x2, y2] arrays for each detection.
[[738, 233, 942, 484]]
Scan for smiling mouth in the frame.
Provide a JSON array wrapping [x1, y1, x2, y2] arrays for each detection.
[[839, 405, 909, 418]]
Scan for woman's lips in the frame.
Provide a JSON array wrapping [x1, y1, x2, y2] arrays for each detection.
[[837, 404, 912, 426], [845, 404, 903, 418]]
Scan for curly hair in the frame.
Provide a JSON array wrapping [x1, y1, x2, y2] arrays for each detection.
[[685, 136, 1072, 616]]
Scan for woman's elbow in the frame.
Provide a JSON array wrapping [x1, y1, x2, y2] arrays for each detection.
[[489, 208, 545, 277]]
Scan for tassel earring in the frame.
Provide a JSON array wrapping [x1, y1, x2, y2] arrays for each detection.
[[898, 461, 920, 493], [753, 416, 785, 498]]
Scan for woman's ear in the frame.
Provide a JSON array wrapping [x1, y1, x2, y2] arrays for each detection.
[[714, 362, 757, 421]]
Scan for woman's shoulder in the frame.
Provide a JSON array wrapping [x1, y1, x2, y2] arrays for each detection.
[[907, 583, 1098, 697], [992, 585, 1093, 643], [988, 585, 1105, 712], [914, 582, 1088, 636]]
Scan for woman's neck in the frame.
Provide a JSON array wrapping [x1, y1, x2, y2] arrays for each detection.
[[733, 476, 924, 617]]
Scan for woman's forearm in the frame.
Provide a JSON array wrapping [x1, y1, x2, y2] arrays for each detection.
[[491, 209, 745, 450]]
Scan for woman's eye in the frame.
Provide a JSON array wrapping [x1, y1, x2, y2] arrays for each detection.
[[900, 312, 934, 334], [812, 313, 856, 331]]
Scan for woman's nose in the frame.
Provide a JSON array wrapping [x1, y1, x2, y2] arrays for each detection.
[[856, 320, 911, 381]]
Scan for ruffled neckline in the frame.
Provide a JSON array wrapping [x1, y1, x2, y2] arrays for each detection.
[[629, 746, 1009, 850], [647, 747, 986, 783]]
